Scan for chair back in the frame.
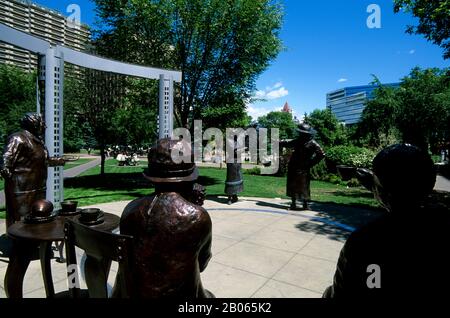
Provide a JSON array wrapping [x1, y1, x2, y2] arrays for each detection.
[[64, 218, 135, 298]]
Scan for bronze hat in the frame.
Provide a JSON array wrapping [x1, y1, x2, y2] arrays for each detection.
[[143, 138, 198, 183], [297, 123, 315, 135]]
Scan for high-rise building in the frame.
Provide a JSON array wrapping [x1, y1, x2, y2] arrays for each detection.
[[0, 0, 90, 72], [327, 83, 400, 125]]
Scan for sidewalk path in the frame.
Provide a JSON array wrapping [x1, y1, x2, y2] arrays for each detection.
[[0, 196, 382, 298], [435, 175, 450, 192], [64, 157, 101, 179]]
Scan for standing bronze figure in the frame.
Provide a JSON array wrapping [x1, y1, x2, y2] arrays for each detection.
[[113, 138, 213, 298], [225, 140, 244, 205], [0, 113, 64, 228], [283, 123, 324, 210]]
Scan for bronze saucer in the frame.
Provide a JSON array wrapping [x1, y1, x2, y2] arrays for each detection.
[[56, 208, 82, 216], [24, 212, 58, 224]]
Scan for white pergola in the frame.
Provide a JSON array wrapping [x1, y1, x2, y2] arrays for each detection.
[[0, 23, 181, 205]]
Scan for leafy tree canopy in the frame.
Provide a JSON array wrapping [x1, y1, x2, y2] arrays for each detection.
[[0, 65, 36, 149], [394, 0, 450, 59], [93, 0, 284, 129], [304, 108, 347, 148], [257, 111, 297, 140]]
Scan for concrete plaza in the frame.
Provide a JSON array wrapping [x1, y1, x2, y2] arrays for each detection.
[[0, 196, 382, 298]]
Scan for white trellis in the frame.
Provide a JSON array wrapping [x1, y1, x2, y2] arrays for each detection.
[[0, 23, 181, 206]]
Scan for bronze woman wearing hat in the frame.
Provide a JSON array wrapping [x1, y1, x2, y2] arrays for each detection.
[[225, 138, 244, 205], [0, 113, 65, 227], [113, 138, 214, 298], [282, 123, 324, 210]]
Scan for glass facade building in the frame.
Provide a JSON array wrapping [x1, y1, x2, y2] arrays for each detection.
[[327, 83, 400, 125]]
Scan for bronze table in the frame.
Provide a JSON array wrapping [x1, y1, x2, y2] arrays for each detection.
[[4, 213, 120, 298]]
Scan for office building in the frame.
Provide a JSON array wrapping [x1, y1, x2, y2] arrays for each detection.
[[327, 83, 400, 125]]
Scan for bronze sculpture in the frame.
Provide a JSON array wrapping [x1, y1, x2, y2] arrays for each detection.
[[323, 144, 450, 298], [113, 138, 213, 298], [225, 139, 244, 205], [0, 113, 65, 228], [282, 123, 324, 210]]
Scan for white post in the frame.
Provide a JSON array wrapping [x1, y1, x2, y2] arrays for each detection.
[[43, 47, 64, 206], [159, 74, 174, 139]]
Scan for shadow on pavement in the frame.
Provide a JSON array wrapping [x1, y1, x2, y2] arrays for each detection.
[[295, 202, 385, 242]]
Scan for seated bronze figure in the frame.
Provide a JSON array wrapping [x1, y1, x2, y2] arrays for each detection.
[[0, 113, 64, 228], [324, 144, 450, 298], [113, 138, 213, 298]]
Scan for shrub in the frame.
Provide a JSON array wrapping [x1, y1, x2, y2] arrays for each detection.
[[346, 178, 361, 188], [326, 146, 375, 170], [310, 160, 329, 180], [244, 167, 261, 175]]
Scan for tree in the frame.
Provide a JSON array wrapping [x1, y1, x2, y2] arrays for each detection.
[[394, 67, 450, 151], [83, 69, 126, 175], [357, 68, 450, 152], [394, 0, 450, 59], [304, 108, 347, 147], [63, 75, 86, 153], [357, 77, 400, 148], [257, 111, 297, 140], [93, 0, 284, 129], [0, 65, 36, 150]]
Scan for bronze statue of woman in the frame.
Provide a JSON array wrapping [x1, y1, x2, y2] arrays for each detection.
[[0, 113, 65, 228]]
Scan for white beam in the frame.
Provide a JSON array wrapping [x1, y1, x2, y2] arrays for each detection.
[[0, 23, 182, 82], [57, 46, 181, 82], [0, 23, 50, 54]]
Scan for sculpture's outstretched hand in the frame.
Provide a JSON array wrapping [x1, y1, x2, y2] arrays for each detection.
[[48, 156, 66, 167], [0, 167, 11, 179]]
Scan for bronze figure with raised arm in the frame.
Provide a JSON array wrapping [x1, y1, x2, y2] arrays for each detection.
[[0, 113, 65, 228]]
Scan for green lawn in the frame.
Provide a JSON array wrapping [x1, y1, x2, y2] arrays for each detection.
[[63, 159, 379, 208], [1, 159, 380, 220]]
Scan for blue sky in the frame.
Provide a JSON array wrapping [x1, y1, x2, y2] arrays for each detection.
[[34, 0, 448, 120]]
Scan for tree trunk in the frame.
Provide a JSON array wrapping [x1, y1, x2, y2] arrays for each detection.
[[100, 146, 106, 176]]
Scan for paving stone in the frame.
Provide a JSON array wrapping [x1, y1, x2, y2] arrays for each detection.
[[243, 228, 314, 253], [299, 235, 345, 262], [273, 254, 336, 293], [252, 279, 322, 298], [213, 241, 294, 278], [201, 261, 268, 298]]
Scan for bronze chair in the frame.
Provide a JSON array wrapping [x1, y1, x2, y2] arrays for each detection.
[[64, 219, 135, 298]]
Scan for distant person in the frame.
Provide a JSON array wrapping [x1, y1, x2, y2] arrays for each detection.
[[323, 144, 450, 298], [282, 123, 324, 210], [116, 152, 126, 166], [0, 113, 65, 228]]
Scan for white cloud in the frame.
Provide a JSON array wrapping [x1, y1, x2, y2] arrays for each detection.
[[254, 82, 289, 100], [247, 105, 272, 119], [338, 78, 348, 83], [266, 87, 289, 99], [272, 82, 283, 89], [255, 90, 266, 98], [409, 49, 416, 54], [247, 104, 286, 120]]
